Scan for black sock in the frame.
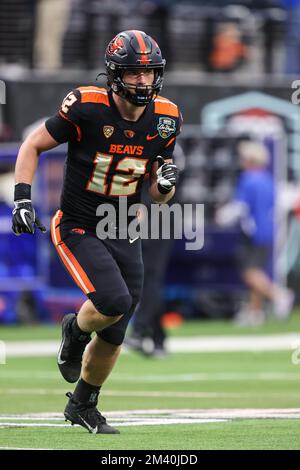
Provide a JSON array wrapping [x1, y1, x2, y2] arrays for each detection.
[[72, 378, 101, 404], [71, 316, 91, 341]]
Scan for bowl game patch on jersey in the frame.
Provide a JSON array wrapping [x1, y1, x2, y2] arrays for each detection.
[[157, 117, 176, 139]]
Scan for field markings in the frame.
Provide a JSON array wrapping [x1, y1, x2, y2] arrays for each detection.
[[2, 333, 300, 357], [1, 409, 300, 431], [0, 419, 227, 428], [0, 447, 55, 450], [1, 371, 300, 382], [0, 388, 300, 400]]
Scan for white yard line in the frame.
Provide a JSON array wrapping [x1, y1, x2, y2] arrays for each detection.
[[0, 388, 300, 399], [0, 447, 55, 450], [1, 371, 300, 382], [0, 388, 258, 398], [0, 419, 227, 428], [2, 333, 300, 357], [1, 408, 300, 431], [166, 334, 300, 353], [2, 409, 300, 419]]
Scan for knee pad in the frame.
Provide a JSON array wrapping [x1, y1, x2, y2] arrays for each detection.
[[96, 307, 135, 346], [88, 292, 132, 317]]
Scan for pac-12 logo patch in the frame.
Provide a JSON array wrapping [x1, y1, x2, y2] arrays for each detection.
[[157, 117, 176, 139], [103, 125, 114, 138]]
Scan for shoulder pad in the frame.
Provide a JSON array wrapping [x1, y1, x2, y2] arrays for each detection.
[[154, 95, 179, 118], [77, 86, 110, 106]]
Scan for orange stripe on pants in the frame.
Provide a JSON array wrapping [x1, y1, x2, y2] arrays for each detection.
[[51, 210, 96, 295]]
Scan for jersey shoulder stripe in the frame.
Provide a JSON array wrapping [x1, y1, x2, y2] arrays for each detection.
[[154, 96, 179, 117], [77, 86, 110, 106]]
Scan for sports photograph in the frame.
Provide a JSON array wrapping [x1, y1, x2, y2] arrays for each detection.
[[0, 0, 300, 459]]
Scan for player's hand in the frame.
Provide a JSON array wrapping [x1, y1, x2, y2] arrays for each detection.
[[12, 199, 46, 235], [156, 156, 178, 194]]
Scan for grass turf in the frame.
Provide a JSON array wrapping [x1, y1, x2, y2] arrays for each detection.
[[0, 314, 300, 450]]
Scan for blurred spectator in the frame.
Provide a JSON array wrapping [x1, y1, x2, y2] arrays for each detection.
[[281, 0, 300, 74], [216, 141, 294, 326], [16, 290, 38, 324], [125, 237, 172, 357], [125, 143, 185, 357], [260, 7, 285, 74], [34, 0, 71, 69], [124, 182, 173, 358], [208, 22, 249, 73]]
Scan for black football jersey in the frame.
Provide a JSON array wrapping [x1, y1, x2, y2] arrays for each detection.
[[45, 86, 182, 230]]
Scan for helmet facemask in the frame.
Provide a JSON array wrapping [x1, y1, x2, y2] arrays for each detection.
[[107, 64, 165, 106]]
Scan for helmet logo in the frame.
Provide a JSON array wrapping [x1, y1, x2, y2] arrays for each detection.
[[124, 130, 135, 139], [107, 36, 124, 56], [103, 125, 114, 138], [157, 117, 176, 139]]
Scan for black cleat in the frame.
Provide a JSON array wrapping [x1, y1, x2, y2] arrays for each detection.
[[64, 392, 120, 434], [57, 313, 91, 383]]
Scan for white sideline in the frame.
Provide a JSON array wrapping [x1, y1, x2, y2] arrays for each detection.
[[2, 332, 300, 357], [0, 447, 55, 450], [1, 370, 300, 382], [1, 389, 300, 399], [2, 408, 300, 420], [1, 408, 300, 432]]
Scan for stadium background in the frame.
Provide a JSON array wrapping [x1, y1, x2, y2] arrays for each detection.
[[0, 0, 299, 324], [1, 0, 300, 451]]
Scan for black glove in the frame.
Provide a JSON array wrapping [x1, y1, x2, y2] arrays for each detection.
[[12, 183, 46, 235], [156, 156, 179, 194]]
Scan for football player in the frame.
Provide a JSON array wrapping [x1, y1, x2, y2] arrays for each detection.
[[12, 30, 182, 434]]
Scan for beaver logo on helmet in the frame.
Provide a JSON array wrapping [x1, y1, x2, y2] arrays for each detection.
[[107, 36, 125, 57], [104, 30, 166, 107]]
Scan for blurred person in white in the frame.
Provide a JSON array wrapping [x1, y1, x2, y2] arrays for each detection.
[[34, 0, 71, 69], [216, 141, 294, 326]]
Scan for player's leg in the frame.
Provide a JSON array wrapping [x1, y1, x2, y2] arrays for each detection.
[[63, 243, 152, 436], [56, 298, 123, 384], [96, 237, 144, 355], [76, 299, 122, 332], [52, 217, 134, 434], [81, 335, 121, 386], [52, 214, 129, 383], [64, 335, 122, 434], [62, 254, 133, 434]]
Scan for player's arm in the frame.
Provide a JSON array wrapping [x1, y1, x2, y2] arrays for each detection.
[[15, 123, 59, 185], [13, 89, 81, 235], [149, 156, 178, 204], [12, 124, 60, 235], [149, 108, 182, 203]]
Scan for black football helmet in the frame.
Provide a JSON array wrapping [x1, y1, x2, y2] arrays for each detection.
[[105, 30, 166, 106]]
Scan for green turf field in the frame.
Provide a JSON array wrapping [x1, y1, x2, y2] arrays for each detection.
[[0, 312, 300, 450]]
